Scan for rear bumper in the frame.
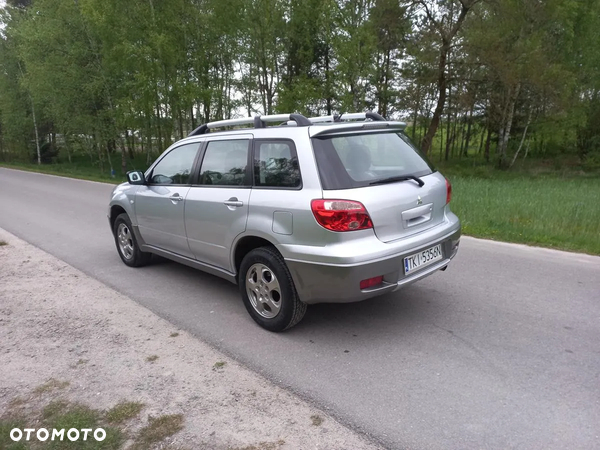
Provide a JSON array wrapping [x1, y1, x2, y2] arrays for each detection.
[[283, 215, 460, 304]]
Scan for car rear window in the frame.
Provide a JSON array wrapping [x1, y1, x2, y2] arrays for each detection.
[[311, 132, 435, 190]]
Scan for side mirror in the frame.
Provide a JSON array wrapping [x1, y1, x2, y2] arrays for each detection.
[[127, 170, 146, 185]]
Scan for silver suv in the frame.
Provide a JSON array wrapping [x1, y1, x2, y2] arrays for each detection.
[[108, 112, 460, 331]]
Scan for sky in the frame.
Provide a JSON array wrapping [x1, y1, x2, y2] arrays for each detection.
[[0, 2, 5, 35]]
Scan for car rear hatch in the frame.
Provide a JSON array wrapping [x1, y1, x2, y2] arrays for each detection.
[[311, 129, 448, 243]]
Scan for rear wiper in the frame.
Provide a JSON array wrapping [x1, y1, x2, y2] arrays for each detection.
[[369, 175, 424, 187]]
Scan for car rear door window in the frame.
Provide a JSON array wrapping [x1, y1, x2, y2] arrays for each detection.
[[199, 140, 251, 186], [253, 140, 301, 188], [149, 143, 199, 185]]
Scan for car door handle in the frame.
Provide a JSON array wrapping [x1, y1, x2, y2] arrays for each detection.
[[170, 194, 184, 202], [223, 199, 243, 207]]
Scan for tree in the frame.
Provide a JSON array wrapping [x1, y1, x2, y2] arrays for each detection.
[[411, 0, 482, 156], [369, 0, 409, 117]]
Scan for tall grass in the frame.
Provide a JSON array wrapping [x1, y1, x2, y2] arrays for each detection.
[[450, 176, 600, 255]]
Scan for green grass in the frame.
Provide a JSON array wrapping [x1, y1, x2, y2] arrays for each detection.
[[213, 361, 226, 370], [0, 152, 150, 184], [130, 414, 184, 450], [0, 416, 28, 450], [0, 160, 124, 184], [2, 156, 599, 255], [105, 401, 144, 424], [449, 175, 600, 255]]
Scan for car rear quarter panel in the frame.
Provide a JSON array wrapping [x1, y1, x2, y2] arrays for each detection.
[[241, 129, 325, 263]]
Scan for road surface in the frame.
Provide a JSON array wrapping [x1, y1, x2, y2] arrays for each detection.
[[1, 167, 599, 449]]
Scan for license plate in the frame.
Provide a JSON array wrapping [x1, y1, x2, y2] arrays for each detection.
[[404, 244, 443, 275]]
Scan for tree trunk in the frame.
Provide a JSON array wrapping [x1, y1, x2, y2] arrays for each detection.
[[106, 139, 114, 176], [145, 111, 153, 165], [325, 44, 332, 115], [378, 50, 391, 118], [121, 139, 127, 175], [64, 134, 73, 164], [523, 140, 530, 160], [439, 116, 444, 162], [451, 110, 459, 158], [421, 46, 449, 155], [484, 127, 492, 163], [462, 105, 474, 157], [31, 101, 41, 165], [178, 108, 184, 140], [509, 106, 532, 169], [190, 105, 196, 130], [444, 88, 452, 161], [126, 130, 134, 159], [18, 62, 41, 164], [498, 83, 521, 168], [155, 101, 163, 151], [445, 128, 455, 161], [412, 88, 420, 141], [478, 121, 486, 154]]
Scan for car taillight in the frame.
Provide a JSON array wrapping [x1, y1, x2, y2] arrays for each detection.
[[311, 199, 373, 232], [360, 276, 384, 290], [446, 178, 452, 204]]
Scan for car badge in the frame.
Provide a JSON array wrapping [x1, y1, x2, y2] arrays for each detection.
[[417, 196, 423, 205]]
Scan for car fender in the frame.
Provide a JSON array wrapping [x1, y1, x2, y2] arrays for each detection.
[[108, 183, 140, 226], [229, 229, 284, 274]]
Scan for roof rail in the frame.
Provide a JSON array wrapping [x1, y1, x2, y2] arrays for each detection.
[[295, 111, 387, 125], [188, 113, 311, 137], [340, 112, 386, 122]]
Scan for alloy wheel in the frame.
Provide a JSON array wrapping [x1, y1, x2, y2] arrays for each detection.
[[245, 263, 282, 319]]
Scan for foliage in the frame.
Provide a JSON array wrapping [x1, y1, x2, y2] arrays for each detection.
[[0, 0, 599, 173]]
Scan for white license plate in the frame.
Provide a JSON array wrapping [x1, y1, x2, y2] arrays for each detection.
[[404, 244, 443, 275]]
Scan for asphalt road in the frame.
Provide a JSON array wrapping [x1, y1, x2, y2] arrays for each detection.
[[1, 167, 599, 449]]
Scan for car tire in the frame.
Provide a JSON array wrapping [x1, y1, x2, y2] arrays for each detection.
[[239, 246, 307, 332], [113, 213, 152, 267]]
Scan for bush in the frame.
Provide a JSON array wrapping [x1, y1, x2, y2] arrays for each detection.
[[32, 141, 59, 164]]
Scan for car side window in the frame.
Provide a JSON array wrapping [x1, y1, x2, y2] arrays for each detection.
[[149, 144, 199, 185], [253, 140, 301, 188], [199, 140, 250, 186]]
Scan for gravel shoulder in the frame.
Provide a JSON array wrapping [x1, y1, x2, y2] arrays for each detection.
[[0, 228, 381, 450]]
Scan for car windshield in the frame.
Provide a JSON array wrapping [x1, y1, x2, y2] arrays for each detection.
[[311, 131, 434, 190]]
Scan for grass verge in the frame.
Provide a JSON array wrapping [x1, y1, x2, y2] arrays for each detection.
[[0, 161, 123, 184], [449, 175, 600, 255]]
